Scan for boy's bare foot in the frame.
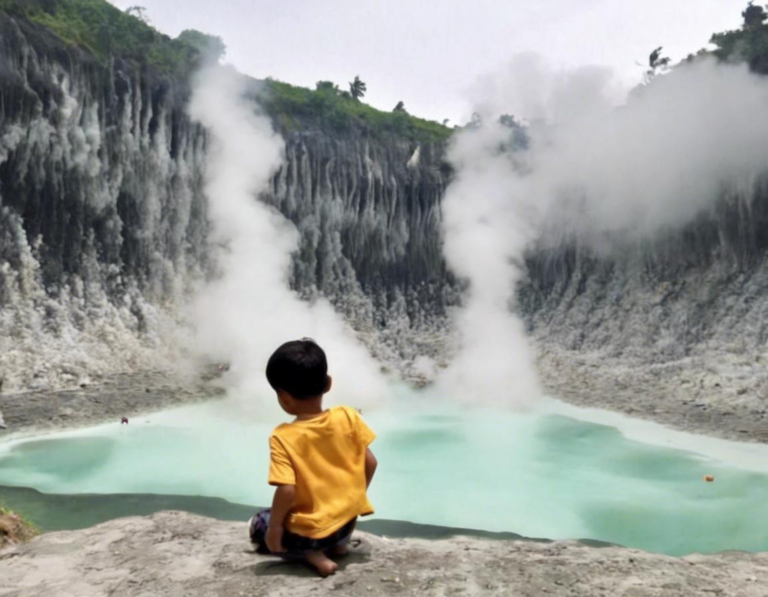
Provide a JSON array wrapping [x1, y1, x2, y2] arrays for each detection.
[[305, 550, 338, 577], [329, 544, 349, 557]]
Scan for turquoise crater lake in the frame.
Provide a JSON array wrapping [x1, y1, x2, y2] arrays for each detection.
[[1, 394, 767, 556]]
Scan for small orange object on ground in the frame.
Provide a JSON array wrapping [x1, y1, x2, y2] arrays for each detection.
[[703, 474, 715, 482]]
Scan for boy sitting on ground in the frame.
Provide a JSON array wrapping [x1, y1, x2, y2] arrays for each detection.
[[249, 339, 378, 576]]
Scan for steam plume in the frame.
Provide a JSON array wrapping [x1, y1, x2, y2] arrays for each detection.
[[441, 55, 768, 405], [189, 65, 387, 406]]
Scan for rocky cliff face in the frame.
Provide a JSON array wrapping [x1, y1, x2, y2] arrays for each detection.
[[0, 14, 210, 391], [266, 130, 453, 371], [0, 14, 453, 391], [4, 10, 768, 404], [521, 178, 768, 363], [519, 180, 768, 433]]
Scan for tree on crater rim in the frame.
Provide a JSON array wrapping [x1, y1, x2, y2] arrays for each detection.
[[349, 76, 367, 101]]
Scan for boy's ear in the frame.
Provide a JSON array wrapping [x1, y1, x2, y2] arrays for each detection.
[[324, 375, 333, 394], [277, 388, 294, 407]]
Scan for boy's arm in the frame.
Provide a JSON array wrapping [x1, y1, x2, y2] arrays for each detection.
[[266, 436, 297, 554], [265, 484, 296, 553], [365, 448, 378, 488], [351, 409, 377, 489]]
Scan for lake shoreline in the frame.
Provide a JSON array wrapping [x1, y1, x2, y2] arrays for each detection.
[[3, 355, 768, 446], [538, 346, 768, 444], [0, 483, 574, 546], [0, 369, 225, 440]]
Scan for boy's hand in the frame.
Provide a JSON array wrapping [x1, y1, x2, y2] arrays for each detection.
[[265, 524, 285, 553], [266, 484, 296, 554]]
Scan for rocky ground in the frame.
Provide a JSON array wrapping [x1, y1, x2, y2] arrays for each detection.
[[2, 511, 768, 597], [1, 292, 767, 444], [0, 369, 225, 437], [3, 349, 768, 444], [538, 346, 768, 443]]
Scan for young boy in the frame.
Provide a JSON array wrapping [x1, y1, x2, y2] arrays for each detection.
[[249, 339, 378, 576]]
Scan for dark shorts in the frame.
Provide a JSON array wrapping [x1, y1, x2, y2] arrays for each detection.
[[249, 509, 356, 556]]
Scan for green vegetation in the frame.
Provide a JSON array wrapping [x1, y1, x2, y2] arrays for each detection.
[[0, 0, 451, 141], [261, 79, 452, 142], [349, 75, 367, 101], [176, 29, 226, 62], [0, 504, 40, 546], [743, 1, 767, 28], [0, 0, 224, 74], [709, 2, 768, 73], [645, 46, 670, 81]]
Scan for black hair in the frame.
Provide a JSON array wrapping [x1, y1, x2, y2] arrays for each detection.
[[265, 339, 328, 399]]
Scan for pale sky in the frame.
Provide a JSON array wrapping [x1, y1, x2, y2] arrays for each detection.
[[110, 0, 747, 123]]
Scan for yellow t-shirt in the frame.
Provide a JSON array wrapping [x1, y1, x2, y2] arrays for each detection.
[[268, 405, 376, 539]]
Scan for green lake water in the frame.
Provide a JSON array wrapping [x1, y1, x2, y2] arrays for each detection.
[[1, 397, 767, 556]]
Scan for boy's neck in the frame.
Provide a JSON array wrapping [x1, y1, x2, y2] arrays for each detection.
[[293, 396, 325, 421]]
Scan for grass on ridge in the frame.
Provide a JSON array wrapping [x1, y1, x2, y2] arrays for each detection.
[[0, 0, 216, 74], [0, 0, 452, 141], [261, 79, 452, 142]]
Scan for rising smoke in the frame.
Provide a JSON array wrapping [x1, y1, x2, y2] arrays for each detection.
[[189, 65, 388, 408], [440, 54, 768, 405], [438, 119, 543, 406]]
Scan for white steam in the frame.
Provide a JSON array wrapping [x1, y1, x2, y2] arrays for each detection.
[[189, 65, 387, 407], [524, 57, 768, 239], [441, 55, 768, 405], [438, 121, 542, 406]]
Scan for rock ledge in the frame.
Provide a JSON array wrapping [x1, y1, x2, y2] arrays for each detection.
[[2, 511, 768, 596]]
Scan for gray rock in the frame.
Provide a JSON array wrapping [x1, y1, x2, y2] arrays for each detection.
[[2, 511, 768, 596]]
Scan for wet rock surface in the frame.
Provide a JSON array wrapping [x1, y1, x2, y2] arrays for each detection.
[[1, 511, 767, 597]]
